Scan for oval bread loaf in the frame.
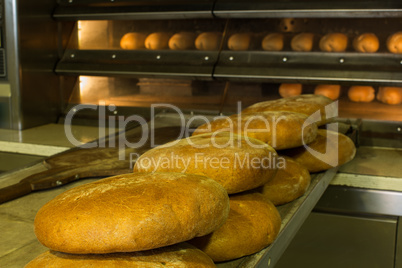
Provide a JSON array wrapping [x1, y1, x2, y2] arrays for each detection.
[[314, 84, 341, 100], [353, 33, 379, 53], [291, 33, 314, 52], [280, 129, 356, 173], [195, 32, 222, 51], [227, 33, 252, 51], [279, 83, 303, 98], [348, 86, 375, 102], [145, 32, 171, 50], [319, 33, 348, 52], [192, 111, 318, 150], [168, 32, 196, 50], [120, 32, 147, 49], [387, 32, 402, 53], [134, 132, 278, 194], [377, 86, 402, 105], [261, 33, 284, 51], [34, 172, 230, 254], [242, 94, 335, 126], [188, 192, 281, 262], [25, 243, 216, 268]]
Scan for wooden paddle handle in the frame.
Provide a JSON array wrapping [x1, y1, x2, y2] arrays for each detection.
[[0, 182, 32, 204]]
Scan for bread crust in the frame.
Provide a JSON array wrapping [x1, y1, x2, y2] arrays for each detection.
[[319, 33, 348, 52], [291, 33, 314, 52], [120, 32, 146, 49], [387, 32, 402, 53], [168, 32, 196, 50], [261, 33, 284, 51], [353, 33, 379, 53], [348, 86, 375, 102], [377, 86, 402, 105], [145, 32, 171, 50], [195, 32, 222, 51]]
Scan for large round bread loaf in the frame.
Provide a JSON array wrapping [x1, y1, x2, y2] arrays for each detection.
[[25, 243, 216, 268], [255, 156, 311, 205], [34, 172, 230, 254], [241, 94, 335, 126], [134, 132, 278, 194], [188, 192, 281, 262], [192, 111, 318, 150], [280, 129, 356, 173]]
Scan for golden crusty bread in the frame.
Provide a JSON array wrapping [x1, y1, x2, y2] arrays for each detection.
[[192, 111, 318, 150], [348, 86, 375, 102], [195, 32, 222, 51], [377, 86, 402, 105], [291, 33, 314, 52], [134, 132, 278, 194], [319, 33, 348, 52], [279, 83, 303, 98], [227, 33, 252, 51], [280, 129, 356, 173], [188, 192, 281, 262], [34, 172, 230, 254], [241, 94, 335, 126], [353, 33, 379, 53], [120, 32, 147, 49], [168, 32, 196, 50], [314, 84, 341, 100], [387, 32, 402, 53], [25, 243, 216, 268], [254, 156, 311, 205], [261, 33, 284, 51], [145, 32, 171, 50]]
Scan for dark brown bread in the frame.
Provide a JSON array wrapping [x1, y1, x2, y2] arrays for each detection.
[[25, 243, 216, 268], [34, 172, 230, 254], [188, 192, 281, 262], [192, 111, 318, 150]]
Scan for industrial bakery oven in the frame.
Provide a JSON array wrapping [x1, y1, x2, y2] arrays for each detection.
[[4, 0, 402, 267]]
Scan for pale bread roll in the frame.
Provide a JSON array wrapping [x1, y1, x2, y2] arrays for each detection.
[[348, 86, 375, 102], [168, 32, 196, 50], [291, 33, 314, 52], [377, 86, 402, 105], [188, 192, 281, 262], [387, 32, 402, 53], [34, 172, 230, 254], [255, 156, 311, 205], [192, 111, 318, 150], [353, 33, 379, 53], [242, 94, 335, 126], [195, 32, 222, 51], [281, 129, 356, 173], [145, 32, 171, 50], [227, 33, 252, 51], [314, 84, 341, 100], [261, 33, 284, 51], [25, 243, 216, 268], [134, 132, 278, 194], [319, 33, 348, 52], [120, 32, 147, 49], [279, 83, 303, 98]]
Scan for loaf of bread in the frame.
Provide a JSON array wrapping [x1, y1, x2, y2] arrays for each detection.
[[279, 83, 303, 98], [195, 32, 222, 51], [314, 84, 341, 100], [377, 86, 402, 105], [188, 192, 281, 262], [353, 33, 379, 53], [120, 32, 147, 49], [281, 129, 356, 173], [261, 33, 284, 51], [145, 32, 171, 50], [242, 94, 335, 126], [25, 243, 216, 268], [192, 111, 318, 150], [348, 86, 375, 102], [319, 33, 348, 52], [291, 33, 314, 52], [387, 32, 402, 53], [255, 156, 311, 205], [168, 32, 196, 50], [227, 33, 252, 51], [34, 172, 230, 254], [134, 132, 278, 194]]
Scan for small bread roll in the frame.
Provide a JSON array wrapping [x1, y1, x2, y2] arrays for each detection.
[[353, 33, 379, 53], [168, 32, 196, 50], [279, 83, 303, 98], [195, 32, 222, 51], [377, 86, 402, 105], [227, 33, 252, 51], [262, 33, 284, 51], [314, 84, 341, 100], [387, 32, 402, 53], [348, 86, 375, 102], [291, 33, 315, 52], [120, 32, 147, 49], [145, 32, 171, 50], [319, 33, 348, 52]]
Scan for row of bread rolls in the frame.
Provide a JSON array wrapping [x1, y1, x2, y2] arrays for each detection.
[[279, 83, 402, 105]]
